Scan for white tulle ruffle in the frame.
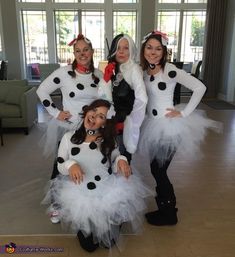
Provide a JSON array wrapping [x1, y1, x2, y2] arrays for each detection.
[[43, 172, 153, 248], [138, 106, 222, 165], [39, 117, 80, 158]]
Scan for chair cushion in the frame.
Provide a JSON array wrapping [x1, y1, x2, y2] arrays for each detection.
[[5, 85, 30, 105], [0, 86, 8, 102], [0, 103, 21, 117]]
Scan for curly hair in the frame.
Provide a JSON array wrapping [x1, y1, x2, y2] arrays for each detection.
[[71, 99, 117, 165]]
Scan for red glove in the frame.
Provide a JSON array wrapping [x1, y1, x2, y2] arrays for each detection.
[[103, 62, 116, 82]]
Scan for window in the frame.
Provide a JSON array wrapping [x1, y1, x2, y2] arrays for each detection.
[[156, 0, 207, 70], [19, 0, 45, 2], [113, 11, 136, 41], [17, 0, 140, 81], [21, 10, 48, 80]]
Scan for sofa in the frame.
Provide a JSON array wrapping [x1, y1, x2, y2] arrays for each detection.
[[0, 79, 38, 134]]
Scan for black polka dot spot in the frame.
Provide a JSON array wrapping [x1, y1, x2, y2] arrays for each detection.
[[51, 103, 56, 108], [90, 83, 97, 88], [87, 182, 96, 190], [108, 167, 112, 175], [57, 157, 65, 163], [94, 78, 100, 84], [95, 175, 101, 181], [89, 142, 97, 150], [71, 147, 80, 155], [76, 83, 84, 90], [152, 109, 158, 116], [53, 77, 60, 84], [168, 70, 177, 78], [69, 92, 75, 97], [150, 75, 155, 82], [158, 82, 167, 90], [68, 71, 74, 76], [42, 99, 50, 107], [101, 157, 107, 164]]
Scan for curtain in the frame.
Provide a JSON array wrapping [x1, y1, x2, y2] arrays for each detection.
[[201, 0, 228, 98]]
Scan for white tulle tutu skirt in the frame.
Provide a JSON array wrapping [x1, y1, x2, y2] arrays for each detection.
[[43, 172, 153, 248], [138, 107, 222, 165], [39, 118, 80, 158]]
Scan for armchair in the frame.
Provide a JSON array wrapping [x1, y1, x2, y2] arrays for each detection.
[[0, 80, 38, 134]]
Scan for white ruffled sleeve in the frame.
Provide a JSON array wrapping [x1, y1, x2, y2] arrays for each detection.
[[122, 64, 148, 153], [166, 64, 206, 117], [57, 132, 77, 176], [111, 147, 128, 173], [36, 67, 63, 118]]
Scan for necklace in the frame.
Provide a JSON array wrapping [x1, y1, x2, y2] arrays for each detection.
[[86, 129, 99, 135], [76, 64, 90, 74]]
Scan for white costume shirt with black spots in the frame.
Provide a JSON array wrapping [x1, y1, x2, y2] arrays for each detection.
[[57, 131, 127, 189], [37, 65, 103, 126], [144, 62, 206, 118]]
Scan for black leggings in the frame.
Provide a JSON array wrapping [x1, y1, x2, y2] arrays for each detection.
[[150, 150, 176, 199]]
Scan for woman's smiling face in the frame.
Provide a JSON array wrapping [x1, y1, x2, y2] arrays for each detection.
[[84, 106, 108, 130], [144, 38, 164, 65]]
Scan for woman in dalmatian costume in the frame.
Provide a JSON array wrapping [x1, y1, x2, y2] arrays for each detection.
[[37, 34, 103, 159], [98, 34, 148, 163], [37, 34, 112, 224], [136, 31, 222, 226], [44, 99, 152, 252]]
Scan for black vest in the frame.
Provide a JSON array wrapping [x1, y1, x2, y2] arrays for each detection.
[[112, 78, 135, 122]]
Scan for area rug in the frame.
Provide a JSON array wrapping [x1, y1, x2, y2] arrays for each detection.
[[203, 99, 235, 110]]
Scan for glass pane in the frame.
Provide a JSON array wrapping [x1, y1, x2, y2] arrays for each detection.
[[181, 11, 206, 63], [19, 0, 45, 2], [184, 0, 207, 3], [113, 0, 137, 3], [157, 11, 180, 62], [55, 10, 79, 65], [54, 0, 104, 2], [0, 34, 2, 59], [158, 0, 181, 3], [81, 11, 105, 66], [113, 11, 136, 42], [81, 0, 104, 2], [22, 10, 48, 80], [54, 0, 77, 2]]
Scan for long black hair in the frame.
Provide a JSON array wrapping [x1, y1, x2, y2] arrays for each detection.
[[71, 99, 117, 164]]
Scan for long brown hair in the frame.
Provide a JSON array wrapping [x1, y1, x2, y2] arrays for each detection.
[[69, 36, 99, 83], [140, 34, 168, 71], [71, 99, 117, 164]]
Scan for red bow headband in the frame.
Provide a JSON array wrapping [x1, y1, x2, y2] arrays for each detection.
[[68, 34, 91, 46], [142, 30, 168, 46]]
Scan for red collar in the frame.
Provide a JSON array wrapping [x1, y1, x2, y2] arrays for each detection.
[[76, 64, 90, 74]]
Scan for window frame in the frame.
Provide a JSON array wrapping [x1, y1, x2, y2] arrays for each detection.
[[16, 0, 141, 80], [155, 0, 207, 63]]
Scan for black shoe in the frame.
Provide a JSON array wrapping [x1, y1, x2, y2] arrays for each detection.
[[77, 231, 99, 252], [145, 208, 178, 226]]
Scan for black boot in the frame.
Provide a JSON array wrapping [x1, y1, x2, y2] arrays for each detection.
[[77, 231, 99, 252], [145, 196, 178, 226]]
